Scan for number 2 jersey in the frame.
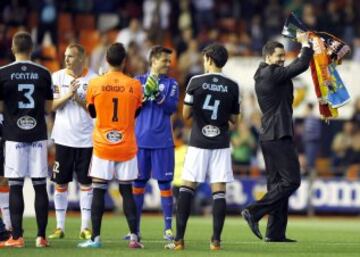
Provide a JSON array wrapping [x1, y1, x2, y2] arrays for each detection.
[[0, 61, 53, 142], [184, 73, 240, 149], [86, 70, 142, 162]]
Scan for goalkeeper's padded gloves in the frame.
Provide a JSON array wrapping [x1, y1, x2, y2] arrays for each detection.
[[143, 75, 160, 101]]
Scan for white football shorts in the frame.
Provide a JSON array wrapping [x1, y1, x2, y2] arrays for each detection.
[[89, 154, 139, 182], [5, 140, 48, 178], [182, 146, 234, 183]]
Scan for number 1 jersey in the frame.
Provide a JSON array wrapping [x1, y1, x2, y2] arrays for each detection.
[[86, 70, 142, 162], [0, 61, 53, 142], [184, 73, 240, 149]]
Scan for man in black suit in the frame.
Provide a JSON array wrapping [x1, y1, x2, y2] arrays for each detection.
[[242, 33, 314, 242]]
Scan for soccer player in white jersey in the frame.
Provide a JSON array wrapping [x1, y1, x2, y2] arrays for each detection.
[[49, 43, 97, 240]]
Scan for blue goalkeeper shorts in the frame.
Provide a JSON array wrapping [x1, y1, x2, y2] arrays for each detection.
[[137, 147, 174, 181]]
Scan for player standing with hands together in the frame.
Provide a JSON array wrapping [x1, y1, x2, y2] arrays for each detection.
[[49, 43, 97, 241]]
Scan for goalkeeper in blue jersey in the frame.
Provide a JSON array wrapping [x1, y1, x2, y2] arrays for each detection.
[[124, 45, 179, 241]]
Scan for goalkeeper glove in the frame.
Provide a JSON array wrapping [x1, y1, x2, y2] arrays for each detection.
[[144, 75, 159, 99]]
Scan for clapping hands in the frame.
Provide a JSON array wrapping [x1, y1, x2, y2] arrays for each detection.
[[69, 79, 80, 95]]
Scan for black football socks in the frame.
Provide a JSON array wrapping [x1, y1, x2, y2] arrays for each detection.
[[175, 186, 194, 241], [212, 191, 226, 241]]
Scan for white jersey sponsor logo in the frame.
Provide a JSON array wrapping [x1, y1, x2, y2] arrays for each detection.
[[17, 115, 37, 130], [106, 130, 123, 143], [201, 125, 220, 138]]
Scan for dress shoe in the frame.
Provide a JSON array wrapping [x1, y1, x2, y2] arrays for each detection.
[[264, 237, 297, 243], [241, 209, 263, 240]]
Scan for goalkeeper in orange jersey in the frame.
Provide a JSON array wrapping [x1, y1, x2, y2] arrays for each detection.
[[78, 43, 143, 249]]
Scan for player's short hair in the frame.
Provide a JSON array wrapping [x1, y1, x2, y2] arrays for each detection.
[[262, 41, 284, 58], [148, 45, 172, 66], [106, 43, 126, 67], [12, 31, 33, 54], [67, 43, 85, 57], [202, 43, 228, 68]]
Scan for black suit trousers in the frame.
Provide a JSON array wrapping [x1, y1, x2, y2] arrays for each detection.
[[248, 137, 301, 239]]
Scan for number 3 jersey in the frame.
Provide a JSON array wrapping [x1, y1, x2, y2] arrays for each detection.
[[0, 61, 53, 142], [184, 73, 240, 149], [51, 68, 97, 147]]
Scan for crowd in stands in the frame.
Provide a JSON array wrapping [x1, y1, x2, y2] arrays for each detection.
[[1, 1, 360, 65], [1, 0, 360, 179]]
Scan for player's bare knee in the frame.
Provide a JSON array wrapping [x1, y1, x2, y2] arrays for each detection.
[[181, 180, 197, 190], [79, 184, 92, 191], [92, 179, 108, 190], [211, 182, 226, 193], [55, 183, 68, 191], [0, 177, 8, 186]]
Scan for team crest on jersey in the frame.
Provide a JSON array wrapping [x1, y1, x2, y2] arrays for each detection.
[[159, 83, 165, 91], [17, 115, 37, 130], [202, 125, 220, 138], [106, 130, 123, 143]]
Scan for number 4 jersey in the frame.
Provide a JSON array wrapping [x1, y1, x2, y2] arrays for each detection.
[[0, 61, 53, 142], [184, 73, 240, 149]]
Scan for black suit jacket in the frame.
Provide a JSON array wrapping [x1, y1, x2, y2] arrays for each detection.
[[254, 47, 314, 141]]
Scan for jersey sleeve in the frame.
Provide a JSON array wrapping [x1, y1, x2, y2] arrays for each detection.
[[231, 83, 241, 115], [86, 78, 96, 106], [134, 79, 143, 109], [184, 77, 196, 106], [45, 70, 54, 100]]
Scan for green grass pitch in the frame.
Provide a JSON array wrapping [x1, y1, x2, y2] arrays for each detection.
[[2, 215, 360, 257]]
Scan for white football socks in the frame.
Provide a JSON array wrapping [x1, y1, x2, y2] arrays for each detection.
[[54, 188, 68, 231], [80, 187, 93, 231], [0, 190, 11, 230]]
